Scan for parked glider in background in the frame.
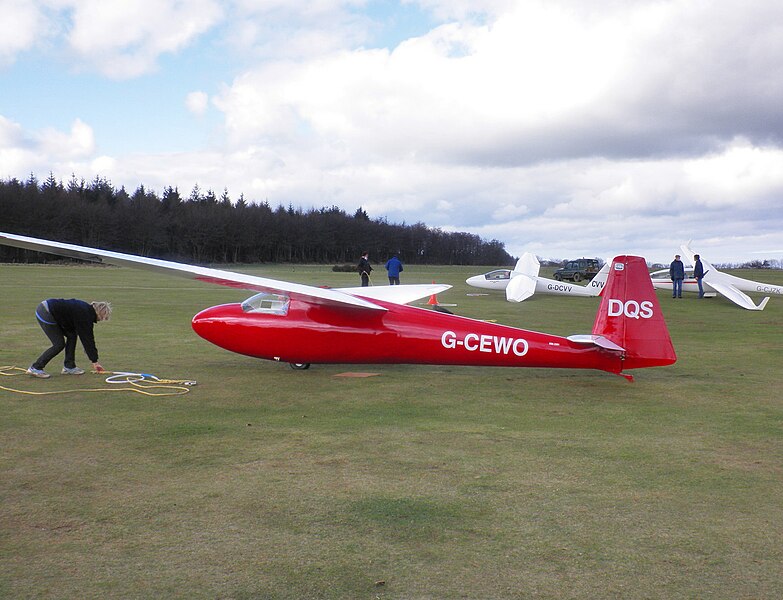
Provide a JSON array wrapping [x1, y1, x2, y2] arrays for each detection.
[[466, 253, 610, 302], [649, 267, 702, 294], [650, 242, 779, 310], [1, 232, 676, 380]]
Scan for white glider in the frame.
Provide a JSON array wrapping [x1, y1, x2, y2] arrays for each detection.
[[466, 252, 610, 302], [676, 243, 779, 310]]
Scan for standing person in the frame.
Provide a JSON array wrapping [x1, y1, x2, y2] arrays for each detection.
[[384, 255, 403, 285], [26, 299, 111, 378], [357, 252, 372, 287], [693, 254, 705, 298], [669, 254, 685, 299]]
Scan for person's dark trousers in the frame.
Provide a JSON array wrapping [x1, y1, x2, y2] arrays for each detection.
[[32, 302, 77, 369]]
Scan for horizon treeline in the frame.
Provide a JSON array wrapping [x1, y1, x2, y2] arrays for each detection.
[[0, 174, 514, 266]]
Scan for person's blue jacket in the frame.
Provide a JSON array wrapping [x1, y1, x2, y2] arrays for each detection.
[[669, 259, 685, 280], [385, 256, 403, 277], [694, 258, 704, 279]]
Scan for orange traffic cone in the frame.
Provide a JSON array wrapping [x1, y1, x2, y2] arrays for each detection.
[[428, 281, 439, 306]]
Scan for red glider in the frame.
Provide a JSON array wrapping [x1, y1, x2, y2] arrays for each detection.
[[1, 232, 676, 380]]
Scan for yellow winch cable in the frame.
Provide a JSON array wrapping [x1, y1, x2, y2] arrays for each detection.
[[0, 366, 195, 397]]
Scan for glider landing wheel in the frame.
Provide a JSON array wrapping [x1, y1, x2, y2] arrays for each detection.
[[289, 362, 311, 370]]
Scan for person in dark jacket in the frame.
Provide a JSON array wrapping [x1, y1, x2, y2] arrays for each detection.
[[357, 252, 372, 287], [669, 254, 685, 298], [384, 255, 403, 285], [27, 299, 111, 378], [693, 254, 705, 298]]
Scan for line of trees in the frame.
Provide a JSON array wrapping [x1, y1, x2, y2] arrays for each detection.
[[0, 174, 514, 266]]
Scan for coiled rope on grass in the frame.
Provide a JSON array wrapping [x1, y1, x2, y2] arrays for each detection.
[[0, 366, 196, 397]]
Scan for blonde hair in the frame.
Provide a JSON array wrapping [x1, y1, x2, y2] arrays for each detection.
[[91, 301, 113, 321]]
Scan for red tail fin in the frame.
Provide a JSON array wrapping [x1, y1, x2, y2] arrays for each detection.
[[592, 256, 676, 370]]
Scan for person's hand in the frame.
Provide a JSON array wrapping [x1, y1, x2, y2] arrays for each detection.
[[92, 362, 106, 373]]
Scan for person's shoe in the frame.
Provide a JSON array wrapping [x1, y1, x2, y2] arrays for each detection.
[[62, 366, 85, 375], [27, 366, 51, 379]]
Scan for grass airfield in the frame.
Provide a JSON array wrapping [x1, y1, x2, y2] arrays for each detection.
[[1, 262, 781, 599]]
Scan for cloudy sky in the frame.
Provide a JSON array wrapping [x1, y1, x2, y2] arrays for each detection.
[[1, 0, 782, 264]]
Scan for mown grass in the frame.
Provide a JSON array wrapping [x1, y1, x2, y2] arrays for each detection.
[[1, 262, 781, 599]]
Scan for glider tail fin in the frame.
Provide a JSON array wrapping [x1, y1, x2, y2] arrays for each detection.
[[591, 256, 676, 370], [586, 261, 611, 296]]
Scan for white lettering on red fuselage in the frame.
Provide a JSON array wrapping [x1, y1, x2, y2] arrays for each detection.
[[607, 299, 654, 319], [441, 330, 529, 356]]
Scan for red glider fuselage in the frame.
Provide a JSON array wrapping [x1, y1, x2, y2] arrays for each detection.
[[191, 255, 676, 377], [192, 298, 621, 374]]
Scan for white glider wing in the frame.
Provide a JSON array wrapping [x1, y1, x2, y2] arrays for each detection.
[[702, 277, 770, 311], [681, 242, 771, 310], [0, 232, 448, 311], [336, 284, 451, 305]]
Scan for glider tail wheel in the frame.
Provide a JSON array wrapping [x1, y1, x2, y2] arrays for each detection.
[[289, 363, 311, 370]]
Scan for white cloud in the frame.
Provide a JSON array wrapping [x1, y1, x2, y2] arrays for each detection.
[[91, 155, 116, 173], [214, 0, 783, 169], [0, 115, 35, 175], [0, 116, 96, 177], [682, 139, 783, 206], [0, 0, 46, 65], [226, 0, 371, 59], [38, 118, 95, 159], [65, 0, 224, 78], [411, 0, 516, 21], [492, 203, 530, 221], [0, 115, 25, 146], [203, 0, 783, 263], [0, 0, 225, 77], [186, 91, 210, 116]]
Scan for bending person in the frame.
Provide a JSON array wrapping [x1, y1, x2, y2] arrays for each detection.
[[27, 299, 111, 378]]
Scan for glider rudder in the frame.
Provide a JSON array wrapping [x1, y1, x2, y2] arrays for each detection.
[[592, 256, 677, 370]]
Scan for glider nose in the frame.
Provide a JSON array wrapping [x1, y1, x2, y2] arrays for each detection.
[[191, 303, 242, 346], [466, 275, 485, 287]]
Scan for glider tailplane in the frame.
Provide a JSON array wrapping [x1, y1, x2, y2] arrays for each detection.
[[591, 256, 676, 370], [513, 252, 541, 278]]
